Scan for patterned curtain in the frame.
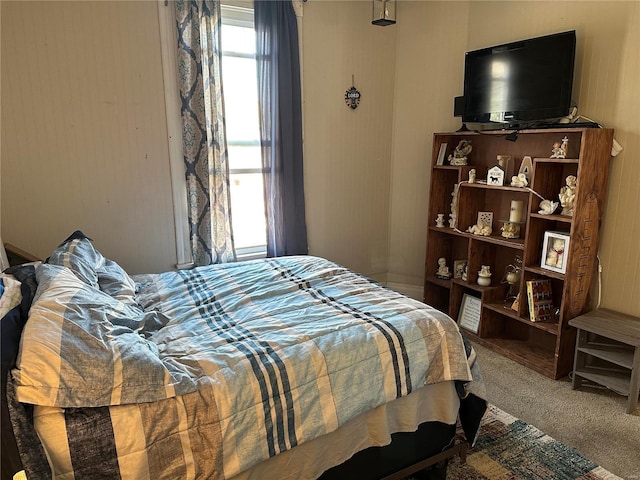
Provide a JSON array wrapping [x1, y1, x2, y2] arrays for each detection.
[[175, 0, 235, 265]]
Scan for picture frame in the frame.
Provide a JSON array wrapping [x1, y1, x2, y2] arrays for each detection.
[[457, 293, 481, 333], [436, 143, 448, 165], [453, 259, 467, 279], [541, 231, 570, 274]]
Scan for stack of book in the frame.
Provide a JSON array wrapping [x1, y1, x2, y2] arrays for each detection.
[[526, 279, 555, 322]]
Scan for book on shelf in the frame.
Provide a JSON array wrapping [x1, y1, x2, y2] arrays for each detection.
[[526, 279, 554, 322]]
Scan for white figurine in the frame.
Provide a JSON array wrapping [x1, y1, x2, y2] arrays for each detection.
[[538, 199, 559, 215], [449, 185, 459, 228], [560, 136, 569, 157], [558, 175, 577, 215], [435, 213, 445, 227], [468, 168, 476, 184], [550, 139, 566, 159], [436, 257, 452, 279], [477, 265, 492, 286], [500, 222, 520, 239], [510, 173, 528, 187], [467, 222, 492, 236]]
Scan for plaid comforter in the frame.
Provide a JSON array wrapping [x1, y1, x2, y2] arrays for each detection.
[[13, 254, 473, 479]]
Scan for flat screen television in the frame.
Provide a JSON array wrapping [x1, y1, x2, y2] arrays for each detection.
[[462, 31, 576, 129]]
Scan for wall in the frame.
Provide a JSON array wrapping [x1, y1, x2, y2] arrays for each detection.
[[1, 1, 176, 274], [389, 1, 640, 315], [387, 1, 470, 288], [302, 0, 397, 279]]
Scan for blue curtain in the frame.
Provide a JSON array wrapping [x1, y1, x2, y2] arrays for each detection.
[[175, 0, 236, 265], [255, 0, 308, 257]]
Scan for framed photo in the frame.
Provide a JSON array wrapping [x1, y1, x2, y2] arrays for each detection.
[[541, 231, 570, 274], [453, 259, 467, 279], [436, 143, 448, 165], [457, 293, 481, 333]]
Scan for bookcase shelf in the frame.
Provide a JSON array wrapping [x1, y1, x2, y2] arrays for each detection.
[[423, 127, 614, 379]]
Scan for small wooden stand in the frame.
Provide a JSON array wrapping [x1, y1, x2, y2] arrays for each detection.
[[570, 308, 640, 414]]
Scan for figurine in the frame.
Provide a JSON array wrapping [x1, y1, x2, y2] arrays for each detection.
[[436, 257, 452, 279], [448, 140, 472, 166], [467, 222, 492, 236], [449, 184, 459, 228], [468, 168, 476, 184], [500, 221, 520, 239], [561, 136, 569, 157], [545, 238, 566, 269], [502, 256, 522, 301], [435, 213, 445, 227], [477, 265, 492, 286], [550, 140, 565, 159], [461, 265, 468, 282], [558, 175, 577, 215], [538, 199, 559, 215], [510, 173, 528, 187]]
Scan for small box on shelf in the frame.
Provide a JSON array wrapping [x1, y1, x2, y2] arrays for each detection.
[[526, 279, 555, 323]]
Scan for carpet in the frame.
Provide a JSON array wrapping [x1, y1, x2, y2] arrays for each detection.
[[445, 404, 623, 480]]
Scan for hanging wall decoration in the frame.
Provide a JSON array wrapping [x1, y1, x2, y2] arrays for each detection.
[[345, 75, 361, 110]]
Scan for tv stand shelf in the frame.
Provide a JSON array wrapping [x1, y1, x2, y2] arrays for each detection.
[[423, 127, 614, 379]]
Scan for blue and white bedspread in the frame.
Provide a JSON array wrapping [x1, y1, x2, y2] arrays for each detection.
[[13, 246, 473, 479]]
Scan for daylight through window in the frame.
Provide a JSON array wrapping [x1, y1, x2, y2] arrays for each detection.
[[221, 5, 267, 258]]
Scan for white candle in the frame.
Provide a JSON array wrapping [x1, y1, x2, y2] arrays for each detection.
[[509, 200, 524, 223]]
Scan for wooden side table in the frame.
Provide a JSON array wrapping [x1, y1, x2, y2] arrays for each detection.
[[570, 309, 640, 413]]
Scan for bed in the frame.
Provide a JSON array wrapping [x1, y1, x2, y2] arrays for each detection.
[[1, 232, 486, 480]]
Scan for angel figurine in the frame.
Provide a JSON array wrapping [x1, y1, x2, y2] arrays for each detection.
[[558, 175, 577, 215]]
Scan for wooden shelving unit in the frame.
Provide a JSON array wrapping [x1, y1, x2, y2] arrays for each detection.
[[423, 127, 614, 379]]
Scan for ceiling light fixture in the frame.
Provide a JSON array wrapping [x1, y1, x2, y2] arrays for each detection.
[[372, 0, 396, 26]]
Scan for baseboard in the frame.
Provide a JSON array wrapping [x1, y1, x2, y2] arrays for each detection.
[[385, 282, 424, 301]]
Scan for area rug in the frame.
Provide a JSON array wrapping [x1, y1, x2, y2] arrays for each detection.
[[445, 404, 622, 479]]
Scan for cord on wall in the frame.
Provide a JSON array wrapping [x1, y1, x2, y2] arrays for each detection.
[[595, 254, 603, 309]]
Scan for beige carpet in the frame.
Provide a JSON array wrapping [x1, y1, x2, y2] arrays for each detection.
[[472, 342, 640, 479]]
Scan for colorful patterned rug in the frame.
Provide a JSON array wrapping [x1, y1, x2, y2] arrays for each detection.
[[445, 404, 622, 479]]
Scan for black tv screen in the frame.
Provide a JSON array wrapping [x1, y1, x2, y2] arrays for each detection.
[[462, 31, 576, 128]]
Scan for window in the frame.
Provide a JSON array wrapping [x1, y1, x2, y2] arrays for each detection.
[[220, 4, 267, 259]]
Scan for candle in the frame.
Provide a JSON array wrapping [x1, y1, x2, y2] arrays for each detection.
[[509, 200, 524, 223]]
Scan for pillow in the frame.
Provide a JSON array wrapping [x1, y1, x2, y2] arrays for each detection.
[[46, 231, 138, 305]]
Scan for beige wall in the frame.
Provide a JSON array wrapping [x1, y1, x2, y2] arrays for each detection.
[[389, 1, 640, 315], [1, 1, 638, 315], [302, 0, 396, 278], [1, 1, 176, 274]]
